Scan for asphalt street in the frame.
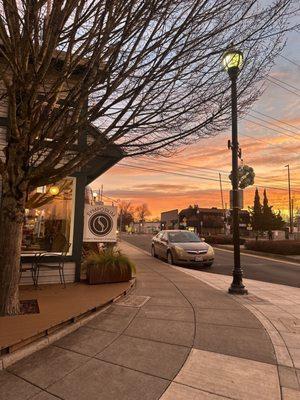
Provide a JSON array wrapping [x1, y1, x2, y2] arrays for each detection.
[[121, 233, 300, 288]]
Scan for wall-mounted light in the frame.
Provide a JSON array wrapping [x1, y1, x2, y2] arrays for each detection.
[[49, 185, 60, 196]]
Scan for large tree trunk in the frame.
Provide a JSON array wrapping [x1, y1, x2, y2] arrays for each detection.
[[0, 184, 26, 316]]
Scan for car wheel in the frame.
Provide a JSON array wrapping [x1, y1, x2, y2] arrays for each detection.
[[151, 245, 157, 258], [167, 251, 173, 265]]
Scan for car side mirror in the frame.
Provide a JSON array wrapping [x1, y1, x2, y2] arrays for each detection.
[[161, 238, 168, 243], [200, 237, 205, 242]]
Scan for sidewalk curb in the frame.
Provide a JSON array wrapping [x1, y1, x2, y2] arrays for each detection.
[[119, 240, 151, 257], [240, 303, 294, 368], [122, 242, 292, 398], [0, 279, 136, 370], [166, 264, 297, 371], [123, 243, 291, 365], [214, 244, 300, 265]]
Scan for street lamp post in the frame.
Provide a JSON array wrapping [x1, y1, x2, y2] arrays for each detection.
[[222, 46, 248, 295]]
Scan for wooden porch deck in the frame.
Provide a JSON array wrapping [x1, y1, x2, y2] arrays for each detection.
[[0, 281, 132, 353]]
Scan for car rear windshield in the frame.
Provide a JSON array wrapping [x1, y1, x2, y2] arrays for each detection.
[[168, 232, 200, 243]]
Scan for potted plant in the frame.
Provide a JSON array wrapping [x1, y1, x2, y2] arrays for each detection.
[[83, 247, 136, 284]]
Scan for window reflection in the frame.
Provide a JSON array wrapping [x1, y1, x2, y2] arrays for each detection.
[[22, 178, 74, 254]]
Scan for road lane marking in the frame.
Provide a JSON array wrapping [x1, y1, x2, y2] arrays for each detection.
[[215, 247, 300, 267]]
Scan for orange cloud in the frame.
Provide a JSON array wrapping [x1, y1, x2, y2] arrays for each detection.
[[91, 67, 300, 219]]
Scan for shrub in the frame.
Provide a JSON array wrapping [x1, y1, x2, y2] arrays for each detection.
[[83, 248, 136, 284], [82, 242, 100, 257], [82, 242, 116, 259], [204, 235, 245, 245], [245, 240, 300, 255]]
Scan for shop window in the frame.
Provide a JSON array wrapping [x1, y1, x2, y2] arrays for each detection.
[[22, 178, 75, 255]]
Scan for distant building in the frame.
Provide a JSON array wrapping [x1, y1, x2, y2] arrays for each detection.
[[179, 206, 226, 235], [161, 209, 179, 230], [131, 221, 160, 234], [161, 206, 250, 236]]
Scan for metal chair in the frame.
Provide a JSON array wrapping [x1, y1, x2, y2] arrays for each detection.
[[19, 260, 37, 287], [34, 243, 70, 288]]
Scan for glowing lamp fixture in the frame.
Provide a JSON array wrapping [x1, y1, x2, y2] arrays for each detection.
[[222, 46, 243, 73], [49, 185, 60, 196]]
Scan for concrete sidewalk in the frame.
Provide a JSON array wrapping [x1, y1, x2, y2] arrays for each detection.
[[1, 242, 299, 400], [172, 262, 300, 399]]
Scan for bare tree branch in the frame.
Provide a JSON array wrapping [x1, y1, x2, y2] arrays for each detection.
[[0, 0, 297, 188]]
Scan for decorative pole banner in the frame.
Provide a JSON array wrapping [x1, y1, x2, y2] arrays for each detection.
[[83, 204, 118, 242]]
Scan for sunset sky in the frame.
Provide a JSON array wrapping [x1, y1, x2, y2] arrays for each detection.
[[91, 28, 300, 220]]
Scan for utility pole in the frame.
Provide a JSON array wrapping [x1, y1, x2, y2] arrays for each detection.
[[285, 164, 293, 234], [291, 198, 294, 233], [196, 207, 200, 236], [219, 173, 225, 210], [219, 173, 226, 234]]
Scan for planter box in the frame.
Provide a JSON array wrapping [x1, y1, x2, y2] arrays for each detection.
[[86, 263, 132, 284]]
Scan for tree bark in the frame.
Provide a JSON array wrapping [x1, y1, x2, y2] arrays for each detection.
[[0, 184, 26, 316]]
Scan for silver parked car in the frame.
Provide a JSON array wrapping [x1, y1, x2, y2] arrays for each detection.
[[151, 230, 214, 267]]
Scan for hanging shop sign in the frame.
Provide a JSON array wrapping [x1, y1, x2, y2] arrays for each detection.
[[84, 204, 118, 242]]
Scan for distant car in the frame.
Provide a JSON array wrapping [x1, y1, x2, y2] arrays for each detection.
[[151, 230, 214, 267]]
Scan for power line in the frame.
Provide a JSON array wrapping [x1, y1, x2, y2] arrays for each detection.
[[118, 114, 300, 187], [139, 158, 300, 187], [255, 184, 300, 193], [128, 119, 300, 180], [137, 111, 300, 173], [266, 77, 300, 98], [268, 75, 300, 93], [144, 158, 229, 175], [240, 133, 300, 157], [137, 156, 299, 186], [251, 109, 300, 132], [158, 126, 300, 163], [118, 162, 300, 193], [248, 113, 300, 138], [243, 118, 300, 141], [279, 54, 300, 69], [118, 162, 227, 183]]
